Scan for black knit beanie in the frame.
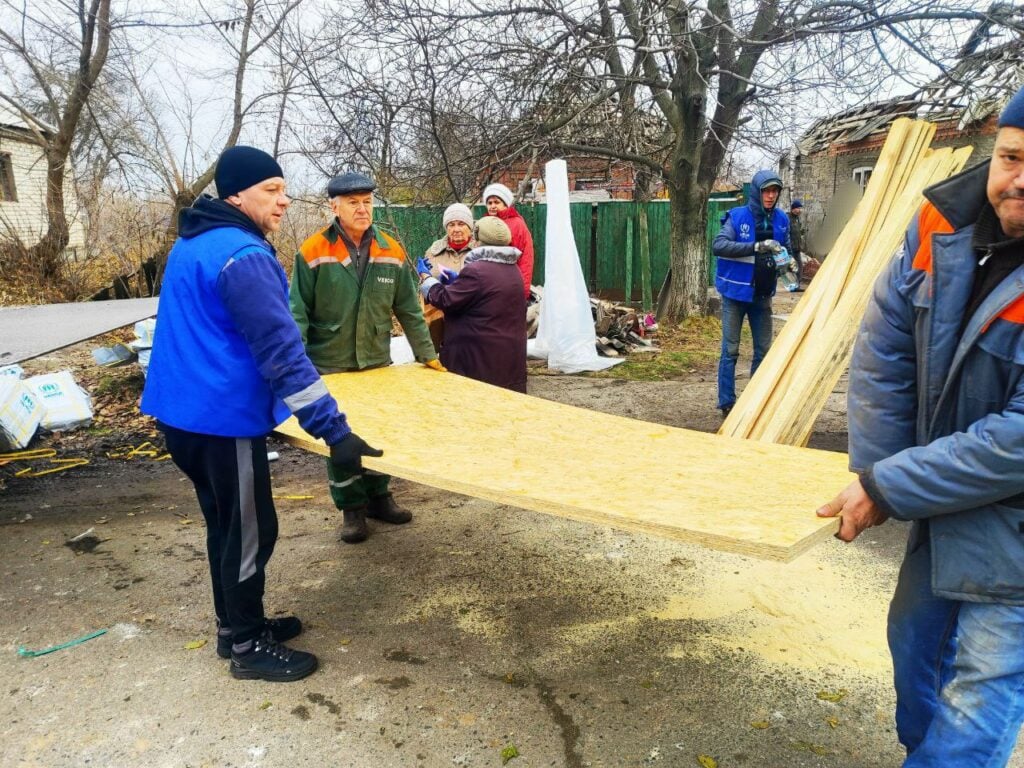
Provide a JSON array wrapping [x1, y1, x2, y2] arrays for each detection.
[[215, 146, 284, 198]]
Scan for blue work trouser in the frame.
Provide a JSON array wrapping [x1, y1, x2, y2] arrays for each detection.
[[888, 533, 1024, 767], [717, 295, 772, 410]]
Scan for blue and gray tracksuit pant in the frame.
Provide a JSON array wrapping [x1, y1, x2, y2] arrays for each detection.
[[160, 423, 277, 644]]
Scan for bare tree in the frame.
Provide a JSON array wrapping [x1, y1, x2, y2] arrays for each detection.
[[335, 0, 1022, 320], [0, 0, 112, 279], [74, 0, 309, 291], [285, 4, 537, 206], [164, 0, 304, 215]]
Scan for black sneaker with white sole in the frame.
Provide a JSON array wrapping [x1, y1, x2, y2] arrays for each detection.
[[217, 616, 303, 659], [229, 630, 318, 682]]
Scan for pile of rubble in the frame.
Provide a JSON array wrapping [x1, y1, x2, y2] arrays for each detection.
[[525, 287, 659, 358], [592, 299, 659, 358]]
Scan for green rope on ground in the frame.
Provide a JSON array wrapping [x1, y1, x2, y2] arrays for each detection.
[[17, 629, 107, 657]]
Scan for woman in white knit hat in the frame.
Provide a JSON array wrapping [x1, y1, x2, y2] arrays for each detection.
[[481, 182, 534, 300], [420, 202, 476, 350]]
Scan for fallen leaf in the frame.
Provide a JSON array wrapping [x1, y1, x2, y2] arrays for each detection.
[[750, 720, 771, 730], [184, 639, 207, 650], [792, 740, 828, 756], [825, 716, 839, 728], [816, 689, 848, 702], [259, 701, 272, 710], [697, 755, 718, 768]]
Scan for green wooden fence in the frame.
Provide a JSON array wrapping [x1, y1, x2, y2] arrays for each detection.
[[377, 196, 741, 302]]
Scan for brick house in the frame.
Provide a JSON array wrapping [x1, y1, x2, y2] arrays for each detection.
[[489, 154, 648, 202], [781, 39, 1023, 254]]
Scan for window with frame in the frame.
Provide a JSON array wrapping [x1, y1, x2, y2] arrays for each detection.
[[852, 166, 873, 192], [574, 175, 610, 191], [0, 153, 16, 202]]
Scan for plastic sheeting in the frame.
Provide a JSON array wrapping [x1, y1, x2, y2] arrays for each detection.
[[531, 159, 621, 373]]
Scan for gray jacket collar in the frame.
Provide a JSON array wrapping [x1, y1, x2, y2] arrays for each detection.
[[923, 159, 990, 230]]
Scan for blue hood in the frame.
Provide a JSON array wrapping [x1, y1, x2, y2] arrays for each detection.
[[178, 194, 266, 241], [748, 170, 784, 221]]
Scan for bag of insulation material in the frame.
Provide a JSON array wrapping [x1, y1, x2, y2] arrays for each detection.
[[24, 371, 93, 432], [0, 377, 42, 450]]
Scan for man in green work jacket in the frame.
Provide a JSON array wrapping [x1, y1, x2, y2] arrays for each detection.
[[290, 172, 444, 543]]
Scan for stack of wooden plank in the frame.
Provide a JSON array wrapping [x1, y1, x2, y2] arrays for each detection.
[[719, 118, 974, 445]]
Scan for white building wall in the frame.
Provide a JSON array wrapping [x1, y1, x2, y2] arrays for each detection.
[[0, 131, 87, 257]]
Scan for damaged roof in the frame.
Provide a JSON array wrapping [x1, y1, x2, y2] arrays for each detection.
[[798, 38, 1024, 155], [0, 100, 54, 141]]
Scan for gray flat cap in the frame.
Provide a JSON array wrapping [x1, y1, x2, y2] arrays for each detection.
[[327, 171, 376, 197]]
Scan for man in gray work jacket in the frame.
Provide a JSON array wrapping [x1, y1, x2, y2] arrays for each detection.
[[818, 85, 1024, 767]]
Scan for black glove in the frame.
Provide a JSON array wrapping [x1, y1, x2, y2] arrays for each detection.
[[753, 239, 782, 254], [329, 432, 384, 474]]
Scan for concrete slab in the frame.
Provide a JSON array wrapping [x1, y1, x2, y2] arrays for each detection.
[[0, 298, 159, 364]]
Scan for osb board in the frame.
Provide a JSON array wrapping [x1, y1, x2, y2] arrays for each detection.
[[274, 366, 852, 562]]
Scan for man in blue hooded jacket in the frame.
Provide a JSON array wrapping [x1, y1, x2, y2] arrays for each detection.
[[712, 170, 790, 416], [142, 146, 382, 683], [817, 85, 1024, 766]]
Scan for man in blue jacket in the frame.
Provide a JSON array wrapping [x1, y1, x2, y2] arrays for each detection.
[[818, 85, 1024, 766], [712, 171, 790, 416], [142, 146, 382, 683]]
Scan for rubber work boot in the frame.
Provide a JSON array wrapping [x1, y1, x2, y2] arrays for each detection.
[[339, 505, 368, 543], [229, 630, 318, 682], [367, 493, 413, 525], [216, 616, 303, 659]]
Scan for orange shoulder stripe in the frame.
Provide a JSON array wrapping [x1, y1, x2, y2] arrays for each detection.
[[299, 227, 344, 266], [370, 231, 408, 262], [911, 202, 955, 275], [998, 295, 1024, 325]]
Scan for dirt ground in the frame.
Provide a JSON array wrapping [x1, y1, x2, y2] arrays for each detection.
[[2, 302, 1021, 768]]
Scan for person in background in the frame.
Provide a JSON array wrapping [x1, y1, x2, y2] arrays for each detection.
[[289, 171, 443, 545], [788, 199, 805, 284], [482, 182, 534, 299], [416, 217, 527, 392], [817, 85, 1024, 767], [142, 146, 382, 683], [422, 202, 475, 351], [712, 170, 790, 417]]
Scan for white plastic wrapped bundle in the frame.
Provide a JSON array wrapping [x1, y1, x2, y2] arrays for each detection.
[[531, 159, 621, 373]]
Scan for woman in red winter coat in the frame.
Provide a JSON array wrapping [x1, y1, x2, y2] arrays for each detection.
[[482, 182, 534, 299], [416, 217, 527, 393]]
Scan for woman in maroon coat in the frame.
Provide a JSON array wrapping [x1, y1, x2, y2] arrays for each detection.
[[416, 217, 527, 392]]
